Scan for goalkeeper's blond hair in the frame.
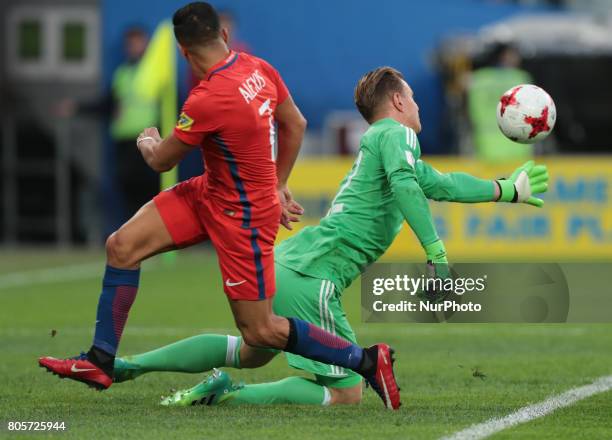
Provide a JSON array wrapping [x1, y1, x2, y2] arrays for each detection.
[[354, 67, 405, 123]]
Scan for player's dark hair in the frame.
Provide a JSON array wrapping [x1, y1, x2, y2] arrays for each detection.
[[173, 2, 221, 49], [354, 67, 405, 123]]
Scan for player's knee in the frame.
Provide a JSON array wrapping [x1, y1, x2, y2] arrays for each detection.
[[235, 315, 286, 349], [238, 325, 278, 349], [238, 328, 260, 347], [330, 384, 362, 405], [106, 230, 138, 268], [239, 327, 267, 348]]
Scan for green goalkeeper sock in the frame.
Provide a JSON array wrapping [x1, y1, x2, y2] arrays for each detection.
[[225, 377, 330, 406], [123, 334, 241, 374]]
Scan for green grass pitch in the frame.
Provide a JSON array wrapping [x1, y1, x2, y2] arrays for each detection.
[[1, 250, 611, 439]]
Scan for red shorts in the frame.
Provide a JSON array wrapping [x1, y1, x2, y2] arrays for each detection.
[[153, 176, 280, 301]]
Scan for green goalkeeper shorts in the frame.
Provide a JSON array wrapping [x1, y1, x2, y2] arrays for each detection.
[[272, 263, 362, 389]]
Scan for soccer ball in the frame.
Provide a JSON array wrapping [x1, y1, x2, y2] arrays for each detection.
[[496, 84, 556, 144]]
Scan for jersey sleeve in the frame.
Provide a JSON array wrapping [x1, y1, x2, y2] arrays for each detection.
[[173, 90, 216, 146], [260, 60, 290, 105], [416, 160, 495, 203], [379, 125, 421, 176], [380, 126, 439, 247]]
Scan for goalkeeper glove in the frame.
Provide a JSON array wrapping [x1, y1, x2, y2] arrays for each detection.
[[496, 160, 549, 207], [422, 240, 452, 302]]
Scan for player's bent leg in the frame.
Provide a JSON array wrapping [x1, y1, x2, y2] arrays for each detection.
[[90, 201, 176, 371], [230, 296, 359, 356], [157, 351, 360, 407], [229, 298, 400, 409], [229, 298, 289, 349], [162, 371, 332, 407], [162, 371, 360, 407], [113, 334, 241, 382], [39, 192, 201, 390], [105, 201, 176, 269], [212, 201, 400, 406], [113, 334, 277, 383]]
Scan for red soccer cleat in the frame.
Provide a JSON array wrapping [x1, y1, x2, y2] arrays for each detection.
[[39, 353, 113, 390], [363, 344, 401, 410]]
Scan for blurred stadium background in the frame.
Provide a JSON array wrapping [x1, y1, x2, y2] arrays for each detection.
[[0, 0, 611, 258], [1, 1, 612, 438]]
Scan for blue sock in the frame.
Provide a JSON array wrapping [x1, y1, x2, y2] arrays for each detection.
[[285, 318, 364, 372], [92, 265, 140, 356]]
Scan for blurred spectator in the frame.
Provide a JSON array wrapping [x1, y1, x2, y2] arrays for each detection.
[[56, 26, 159, 220], [467, 43, 533, 162]]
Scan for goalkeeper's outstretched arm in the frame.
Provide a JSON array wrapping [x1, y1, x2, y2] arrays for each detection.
[[415, 160, 496, 203], [416, 160, 549, 208]]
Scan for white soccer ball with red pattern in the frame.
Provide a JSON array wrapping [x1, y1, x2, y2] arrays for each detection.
[[496, 84, 556, 144]]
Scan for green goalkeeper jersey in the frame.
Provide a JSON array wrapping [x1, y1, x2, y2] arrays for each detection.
[[276, 118, 494, 291]]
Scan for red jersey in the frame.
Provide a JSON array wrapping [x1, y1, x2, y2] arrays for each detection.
[[174, 51, 289, 228]]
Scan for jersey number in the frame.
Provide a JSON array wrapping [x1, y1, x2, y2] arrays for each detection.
[[259, 99, 276, 160]]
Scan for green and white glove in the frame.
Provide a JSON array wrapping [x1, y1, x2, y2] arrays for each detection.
[[425, 239, 447, 265], [496, 160, 549, 208], [422, 240, 452, 302]]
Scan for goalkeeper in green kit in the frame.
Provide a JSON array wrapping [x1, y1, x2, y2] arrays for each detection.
[[113, 67, 549, 407]]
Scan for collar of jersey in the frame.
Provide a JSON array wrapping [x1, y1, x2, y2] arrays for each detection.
[[370, 117, 401, 128], [205, 51, 238, 81]]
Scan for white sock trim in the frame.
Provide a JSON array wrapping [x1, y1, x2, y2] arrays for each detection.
[[322, 386, 332, 406], [225, 335, 239, 367]]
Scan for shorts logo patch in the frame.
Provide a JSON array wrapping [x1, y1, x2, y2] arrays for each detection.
[[176, 112, 194, 131], [226, 279, 246, 287]]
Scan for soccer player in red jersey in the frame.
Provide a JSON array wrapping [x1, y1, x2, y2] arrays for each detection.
[[39, 2, 400, 409]]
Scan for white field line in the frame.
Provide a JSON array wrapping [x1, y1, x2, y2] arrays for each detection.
[[441, 375, 612, 440], [0, 262, 104, 290], [0, 261, 159, 291]]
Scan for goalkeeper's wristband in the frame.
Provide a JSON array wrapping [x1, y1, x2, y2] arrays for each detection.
[[496, 179, 518, 203], [424, 239, 447, 263]]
